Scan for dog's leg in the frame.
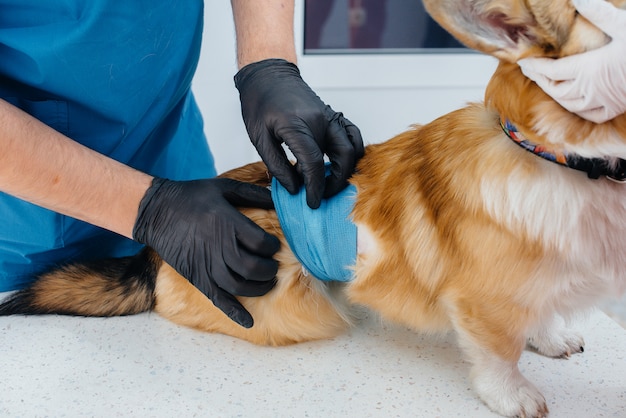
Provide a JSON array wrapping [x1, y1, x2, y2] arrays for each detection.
[[453, 318, 549, 417], [466, 349, 548, 418], [154, 251, 353, 346], [527, 314, 585, 359]]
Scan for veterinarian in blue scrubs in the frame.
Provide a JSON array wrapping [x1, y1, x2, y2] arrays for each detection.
[[0, 0, 364, 328]]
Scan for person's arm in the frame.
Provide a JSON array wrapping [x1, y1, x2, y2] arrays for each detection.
[[230, 0, 364, 209], [230, 0, 297, 68], [0, 98, 279, 328], [0, 98, 151, 238], [518, 0, 626, 124]]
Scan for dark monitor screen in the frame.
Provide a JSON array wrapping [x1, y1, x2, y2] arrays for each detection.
[[303, 0, 468, 54]]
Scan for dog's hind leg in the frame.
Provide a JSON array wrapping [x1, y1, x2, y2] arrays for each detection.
[[151, 263, 261, 342], [153, 250, 353, 347]]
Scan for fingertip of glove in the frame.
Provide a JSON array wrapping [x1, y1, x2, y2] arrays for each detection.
[[271, 168, 301, 195], [302, 176, 324, 209], [283, 177, 302, 196], [212, 291, 254, 328], [306, 194, 322, 210], [229, 308, 254, 329], [247, 182, 275, 205]]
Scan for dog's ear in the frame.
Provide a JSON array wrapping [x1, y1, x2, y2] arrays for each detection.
[[422, 0, 567, 62]]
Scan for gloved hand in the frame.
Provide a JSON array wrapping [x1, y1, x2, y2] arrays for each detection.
[[518, 0, 626, 123], [234, 59, 364, 209], [132, 177, 280, 328]]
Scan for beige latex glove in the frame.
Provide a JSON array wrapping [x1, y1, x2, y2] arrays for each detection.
[[518, 0, 626, 123]]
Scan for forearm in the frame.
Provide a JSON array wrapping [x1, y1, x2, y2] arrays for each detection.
[[230, 0, 297, 68], [0, 99, 152, 239]]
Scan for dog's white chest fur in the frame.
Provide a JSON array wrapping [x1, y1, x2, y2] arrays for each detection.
[[482, 168, 626, 304]]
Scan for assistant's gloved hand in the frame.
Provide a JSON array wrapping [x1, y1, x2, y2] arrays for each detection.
[[132, 177, 280, 328], [234, 59, 364, 209], [518, 0, 626, 124]]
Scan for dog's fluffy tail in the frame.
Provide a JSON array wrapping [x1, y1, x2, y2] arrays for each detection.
[[0, 247, 161, 317]]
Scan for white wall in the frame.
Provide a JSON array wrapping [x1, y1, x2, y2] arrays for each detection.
[[193, 0, 498, 174], [192, 0, 255, 174]]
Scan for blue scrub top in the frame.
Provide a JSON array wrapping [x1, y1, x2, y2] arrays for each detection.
[[0, 0, 217, 291]]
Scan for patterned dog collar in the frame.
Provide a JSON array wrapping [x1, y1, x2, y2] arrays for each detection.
[[500, 118, 626, 182]]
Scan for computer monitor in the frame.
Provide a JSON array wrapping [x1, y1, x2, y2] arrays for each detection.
[[295, 0, 498, 143]]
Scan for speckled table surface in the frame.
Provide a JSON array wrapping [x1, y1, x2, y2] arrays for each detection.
[[0, 298, 624, 418]]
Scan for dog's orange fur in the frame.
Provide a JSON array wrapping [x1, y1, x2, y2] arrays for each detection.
[[149, 2, 626, 416], [4, 1, 626, 416]]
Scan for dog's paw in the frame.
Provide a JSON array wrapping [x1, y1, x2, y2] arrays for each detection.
[[474, 364, 548, 417], [527, 318, 585, 359]]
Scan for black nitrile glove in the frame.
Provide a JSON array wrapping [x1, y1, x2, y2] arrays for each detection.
[[132, 177, 280, 328], [235, 58, 364, 209]]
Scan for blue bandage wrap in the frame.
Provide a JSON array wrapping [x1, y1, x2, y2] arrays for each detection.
[[271, 177, 357, 282]]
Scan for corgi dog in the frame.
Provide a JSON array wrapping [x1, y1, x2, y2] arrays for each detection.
[[2, 0, 626, 416]]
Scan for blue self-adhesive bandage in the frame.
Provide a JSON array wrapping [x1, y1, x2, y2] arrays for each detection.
[[271, 177, 357, 282]]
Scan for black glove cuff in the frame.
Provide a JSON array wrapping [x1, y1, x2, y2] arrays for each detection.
[[234, 58, 301, 91], [132, 177, 169, 243]]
